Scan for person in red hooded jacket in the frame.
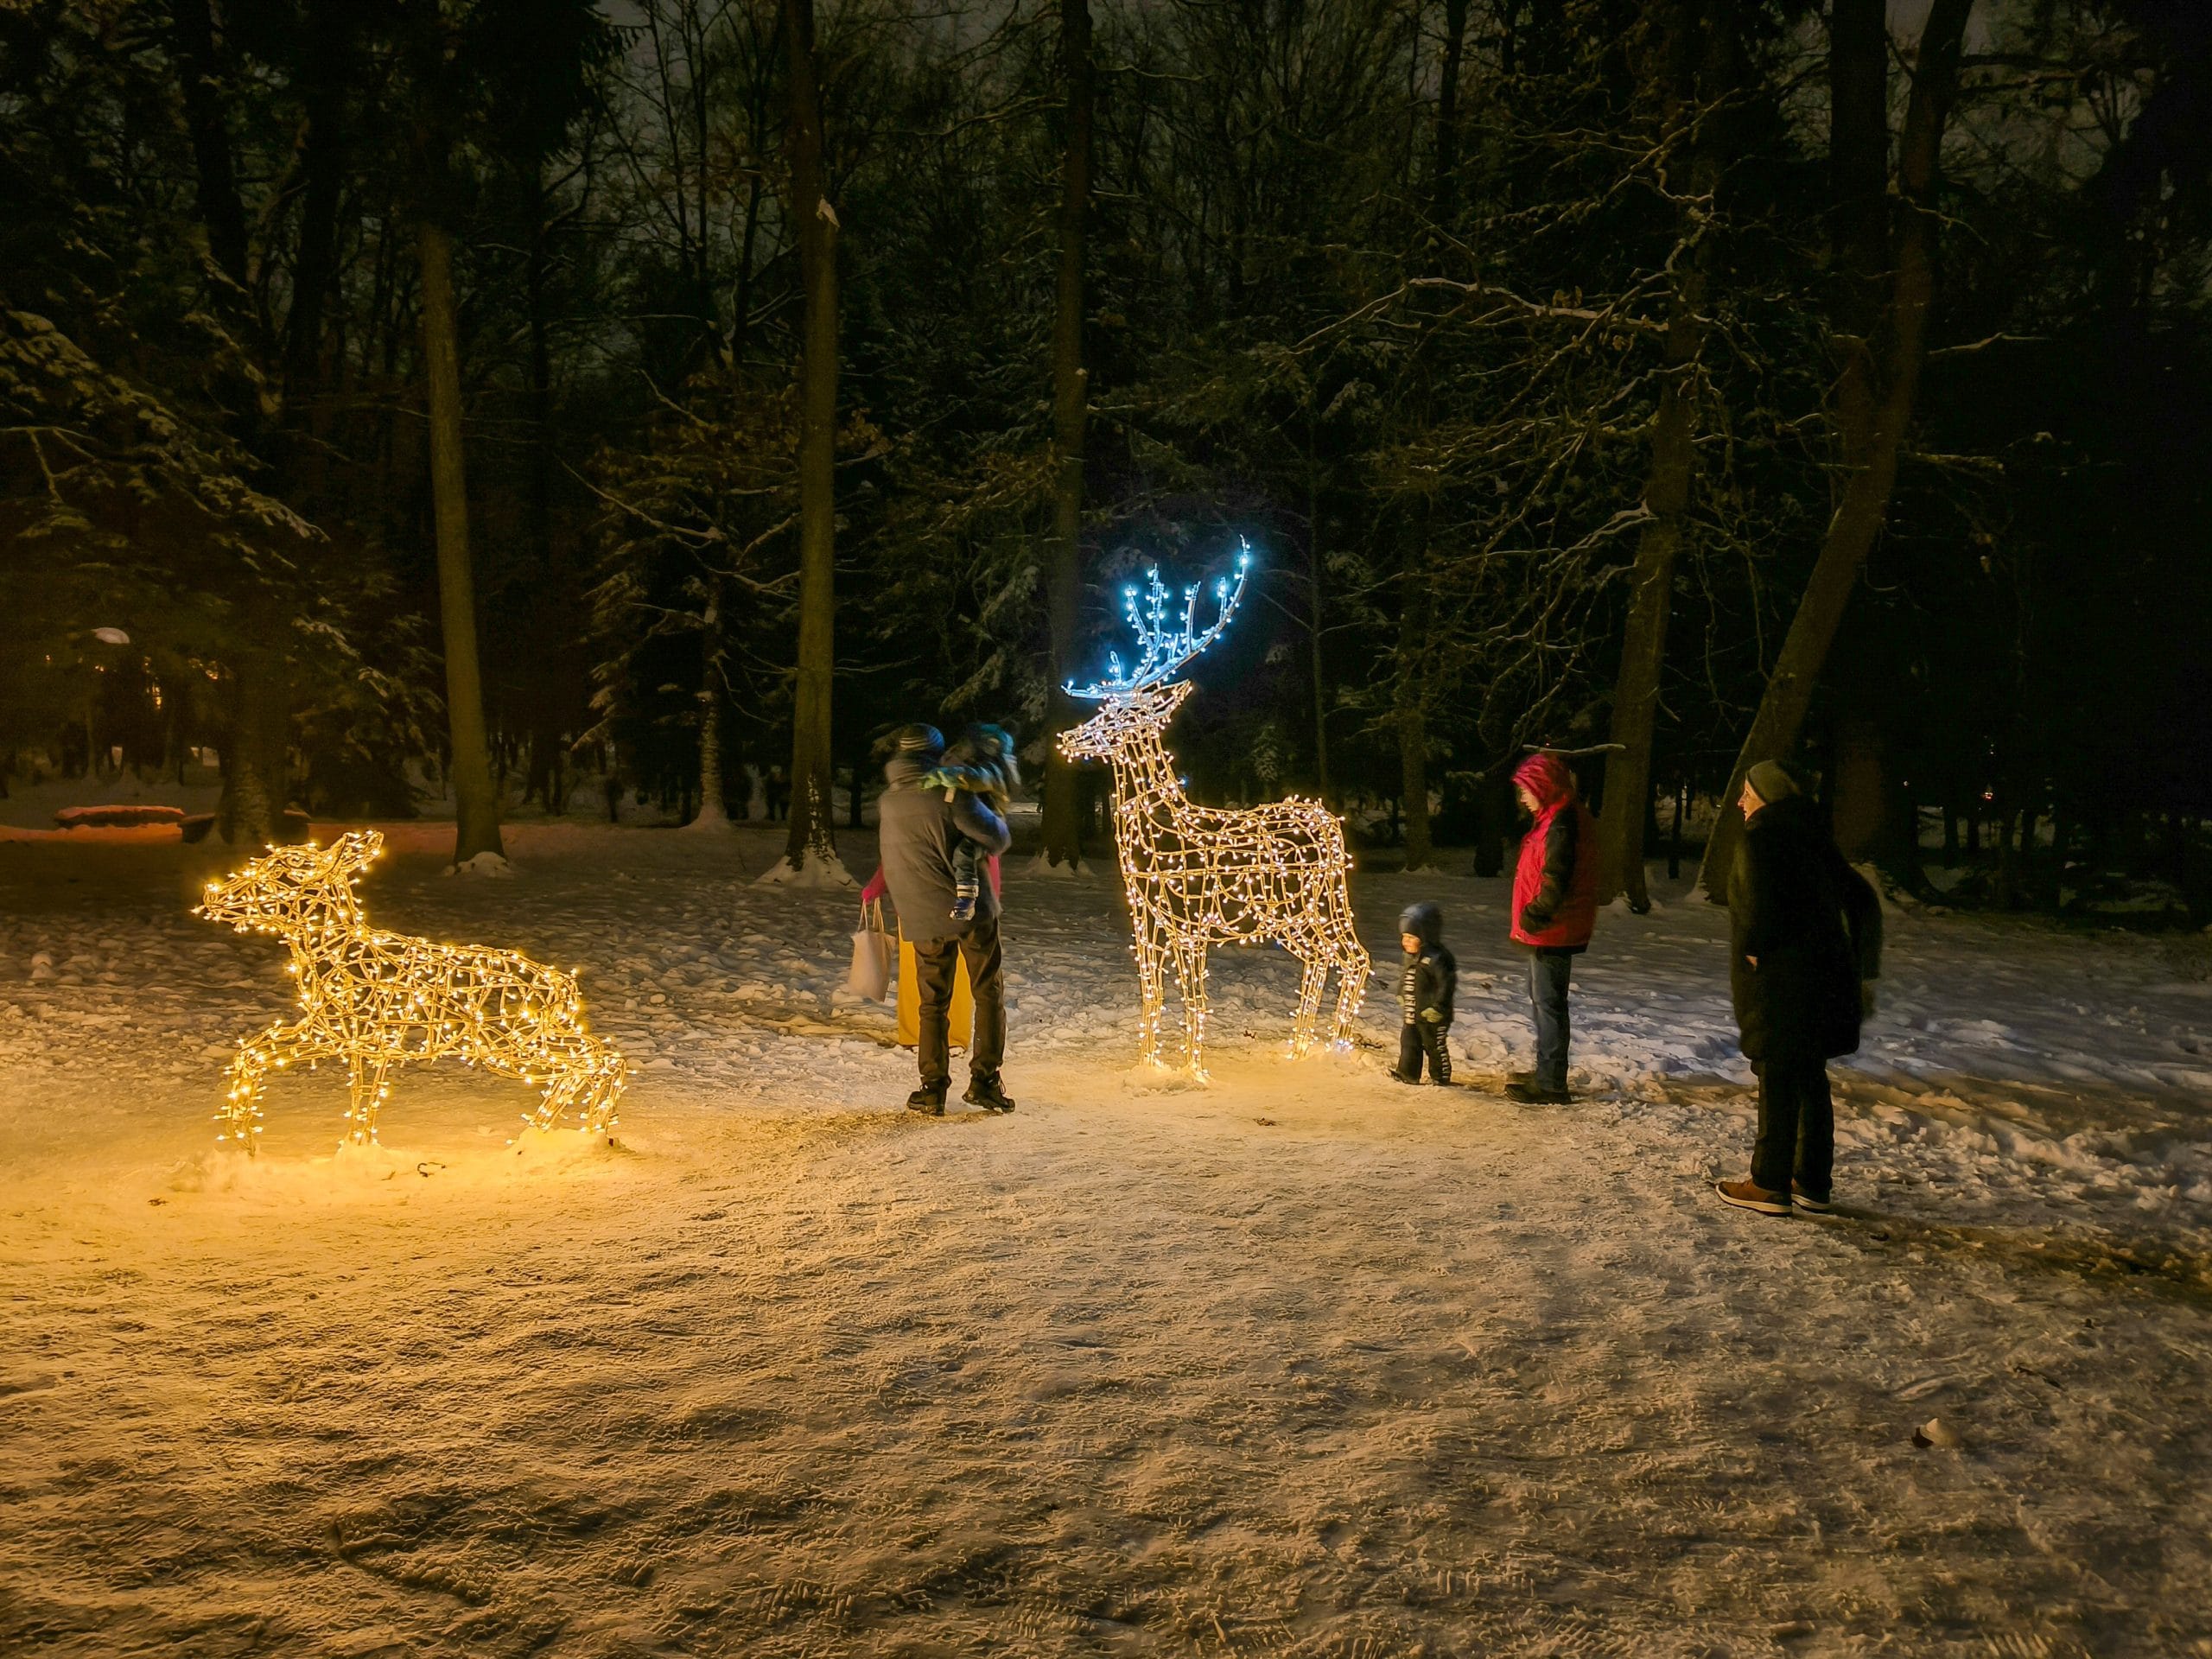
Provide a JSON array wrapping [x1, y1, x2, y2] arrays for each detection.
[[1505, 752, 1599, 1103]]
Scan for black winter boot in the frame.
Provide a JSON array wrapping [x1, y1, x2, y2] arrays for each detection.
[[963, 1072, 1014, 1113], [906, 1085, 947, 1116]]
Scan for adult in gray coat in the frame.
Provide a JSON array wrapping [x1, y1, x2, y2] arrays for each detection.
[[874, 724, 1014, 1115]]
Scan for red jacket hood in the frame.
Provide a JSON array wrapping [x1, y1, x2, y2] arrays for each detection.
[[1513, 753, 1576, 810]]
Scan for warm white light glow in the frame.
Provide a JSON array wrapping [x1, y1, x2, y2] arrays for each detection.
[[195, 830, 629, 1150], [1060, 548, 1368, 1076]]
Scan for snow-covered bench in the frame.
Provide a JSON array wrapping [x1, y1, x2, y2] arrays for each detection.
[[52, 804, 187, 830]]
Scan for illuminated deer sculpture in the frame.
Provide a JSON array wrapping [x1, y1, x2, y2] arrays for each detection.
[[195, 830, 629, 1150], [1058, 549, 1369, 1075]]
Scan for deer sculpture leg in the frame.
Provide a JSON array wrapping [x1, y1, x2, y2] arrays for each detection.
[[1130, 909, 1172, 1067], [1288, 943, 1332, 1058], [221, 1019, 331, 1150], [569, 1043, 627, 1135], [1171, 937, 1212, 1076], [350, 1059, 393, 1145], [512, 1033, 628, 1138], [1327, 877, 1370, 1046]]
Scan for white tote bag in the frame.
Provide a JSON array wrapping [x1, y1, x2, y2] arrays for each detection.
[[845, 898, 894, 1002]]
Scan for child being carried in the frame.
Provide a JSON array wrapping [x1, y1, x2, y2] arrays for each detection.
[[921, 723, 1020, 922]]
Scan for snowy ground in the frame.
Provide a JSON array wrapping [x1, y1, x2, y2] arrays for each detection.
[[3, 812, 2210, 1657]]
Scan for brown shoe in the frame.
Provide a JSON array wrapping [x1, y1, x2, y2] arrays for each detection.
[[1714, 1178, 1792, 1216], [1791, 1181, 1834, 1214]]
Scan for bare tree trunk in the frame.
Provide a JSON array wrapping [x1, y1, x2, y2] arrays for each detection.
[[218, 625, 293, 845], [1306, 454, 1332, 806], [1384, 0, 1471, 874], [1432, 0, 1469, 219], [688, 588, 729, 830], [1596, 388, 1691, 909], [1395, 550, 1434, 871], [691, 693, 728, 830], [1698, 0, 1974, 899], [169, 0, 251, 298], [417, 215, 505, 865], [1597, 0, 1734, 912], [1039, 0, 1095, 870], [777, 0, 842, 880]]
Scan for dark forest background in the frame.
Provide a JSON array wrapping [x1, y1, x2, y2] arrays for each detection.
[[3, 0, 2208, 916]]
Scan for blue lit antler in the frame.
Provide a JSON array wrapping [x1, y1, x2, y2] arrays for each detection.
[[1065, 540, 1254, 702]]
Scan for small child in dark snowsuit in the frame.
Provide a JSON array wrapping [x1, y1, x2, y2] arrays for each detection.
[[1392, 901, 1456, 1084], [921, 723, 1020, 922]]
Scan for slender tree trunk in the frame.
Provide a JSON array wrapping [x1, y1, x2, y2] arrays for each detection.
[[1698, 0, 1974, 899], [218, 626, 293, 845], [689, 588, 728, 830], [778, 0, 842, 878], [1306, 456, 1332, 806], [281, 2, 351, 463], [524, 162, 555, 581], [417, 214, 505, 864], [1383, 0, 1471, 874], [169, 0, 251, 297], [1597, 391, 1691, 909], [733, 170, 764, 370], [848, 729, 868, 830], [1598, 0, 1736, 912], [1669, 772, 1688, 879], [1432, 0, 1469, 220], [1039, 0, 1095, 870], [520, 159, 575, 812], [1395, 548, 1434, 871], [1828, 0, 1890, 477], [692, 696, 728, 830]]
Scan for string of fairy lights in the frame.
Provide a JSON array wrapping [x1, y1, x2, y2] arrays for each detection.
[[1060, 544, 1368, 1076], [196, 830, 628, 1151]]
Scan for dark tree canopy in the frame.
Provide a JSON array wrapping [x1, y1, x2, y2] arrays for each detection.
[[2, 0, 2206, 917]]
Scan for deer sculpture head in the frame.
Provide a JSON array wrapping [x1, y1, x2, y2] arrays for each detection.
[[196, 829, 383, 936], [1058, 544, 1251, 766]]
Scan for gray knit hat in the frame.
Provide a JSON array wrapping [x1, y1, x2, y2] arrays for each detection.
[[1745, 759, 1801, 804]]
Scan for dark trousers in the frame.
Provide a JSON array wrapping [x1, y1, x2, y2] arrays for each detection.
[[1527, 949, 1573, 1092], [1751, 1053, 1834, 1198], [912, 915, 1006, 1090], [1395, 1020, 1452, 1084], [950, 836, 984, 899]]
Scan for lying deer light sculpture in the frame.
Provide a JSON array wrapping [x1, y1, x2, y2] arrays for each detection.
[[195, 830, 629, 1149], [1058, 547, 1369, 1075]]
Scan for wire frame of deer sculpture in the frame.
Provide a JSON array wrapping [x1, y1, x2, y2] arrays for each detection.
[[194, 830, 629, 1151], [1059, 546, 1369, 1075]]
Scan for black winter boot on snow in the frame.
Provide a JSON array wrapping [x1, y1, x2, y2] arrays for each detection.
[[963, 1073, 1015, 1113], [1504, 1080, 1571, 1104], [906, 1085, 947, 1116]]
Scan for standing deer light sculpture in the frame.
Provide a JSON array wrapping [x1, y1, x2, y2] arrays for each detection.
[[1058, 548, 1369, 1075], [195, 830, 629, 1150]]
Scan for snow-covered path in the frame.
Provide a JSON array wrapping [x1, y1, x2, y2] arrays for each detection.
[[3, 823, 2209, 1656]]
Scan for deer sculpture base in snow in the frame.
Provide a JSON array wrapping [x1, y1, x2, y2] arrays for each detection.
[[1059, 551, 1368, 1076], [195, 830, 628, 1150]]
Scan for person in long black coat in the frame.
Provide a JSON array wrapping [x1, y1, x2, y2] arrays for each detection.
[[1714, 760, 1883, 1217]]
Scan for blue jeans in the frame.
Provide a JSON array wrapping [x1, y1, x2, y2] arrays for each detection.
[[1527, 950, 1573, 1092]]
